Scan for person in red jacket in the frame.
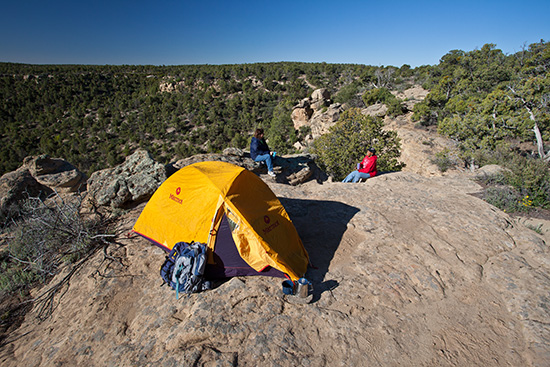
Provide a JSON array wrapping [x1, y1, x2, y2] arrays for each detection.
[[342, 148, 377, 183]]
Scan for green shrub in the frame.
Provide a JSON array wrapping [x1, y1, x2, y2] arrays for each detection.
[[503, 157, 550, 209], [477, 171, 507, 186], [430, 148, 456, 172], [483, 186, 526, 213], [334, 82, 363, 107], [412, 101, 439, 126], [475, 149, 550, 211], [297, 125, 312, 141], [312, 108, 405, 180], [0, 260, 38, 294], [266, 99, 297, 154]]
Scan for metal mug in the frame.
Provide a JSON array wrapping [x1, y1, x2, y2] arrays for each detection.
[[296, 278, 311, 298]]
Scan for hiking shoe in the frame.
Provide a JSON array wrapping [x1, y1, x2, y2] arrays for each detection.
[[268, 171, 276, 177]]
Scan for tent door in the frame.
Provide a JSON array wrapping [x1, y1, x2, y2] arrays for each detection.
[[205, 213, 285, 279]]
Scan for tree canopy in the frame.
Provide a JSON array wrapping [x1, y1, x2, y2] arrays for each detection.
[[413, 41, 550, 163]]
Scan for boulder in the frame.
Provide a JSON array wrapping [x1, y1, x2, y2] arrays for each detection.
[[85, 149, 167, 208], [0, 168, 51, 218], [22, 155, 86, 192], [0, 155, 85, 219], [392, 85, 429, 110], [362, 102, 388, 117], [275, 153, 325, 185], [474, 164, 511, 179], [311, 88, 330, 101], [291, 105, 313, 130], [292, 88, 332, 129], [308, 103, 343, 139], [292, 89, 343, 147]]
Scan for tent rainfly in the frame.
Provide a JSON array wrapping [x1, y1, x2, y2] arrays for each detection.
[[133, 161, 309, 281]]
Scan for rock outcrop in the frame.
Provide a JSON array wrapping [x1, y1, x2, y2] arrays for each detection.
[[0, 155, 86, 217], [291, 88, 344, 144], [81, 148, 325, 209], [392, 85, 430, 110], [292, 85, 430, 152], [0, 148, 326, 214], [3, 171, 549, 366], [0, 169, 50, 218], [22, 155, 86, 192], [170, 148, 326, 186], [291, 88, 331, 129], [85, 149, 167, 208], [362, 102, 388, 117]]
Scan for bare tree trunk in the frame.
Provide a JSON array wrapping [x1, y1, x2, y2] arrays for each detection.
[[525, 103, 550, 161], [508, 86, 550, 161], [533, 122, 550, 161]]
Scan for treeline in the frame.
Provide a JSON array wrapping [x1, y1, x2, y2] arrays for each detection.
[[0, 62, 419, 176], [1, 41, 548, 184], [413, 41, 549, 160], [412, 40, 549, 208]]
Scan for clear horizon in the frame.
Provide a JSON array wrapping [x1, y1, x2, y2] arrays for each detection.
[[1, 0, 548, 68]]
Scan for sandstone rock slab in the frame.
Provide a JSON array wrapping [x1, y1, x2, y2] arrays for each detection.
[[5, 172, 549, 366]]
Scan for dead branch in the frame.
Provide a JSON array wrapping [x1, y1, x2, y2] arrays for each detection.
[[32, 246, 101, 321], [2, 190, 120, 321]]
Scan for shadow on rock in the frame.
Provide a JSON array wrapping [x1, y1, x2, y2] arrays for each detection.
[[311, 279, 339, 303], [279, 197, 360, 302]]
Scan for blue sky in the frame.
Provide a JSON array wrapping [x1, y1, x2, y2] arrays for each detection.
[[1, 0, 548, 67]]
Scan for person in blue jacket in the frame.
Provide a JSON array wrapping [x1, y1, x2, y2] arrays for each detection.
[[250, 128, 276, 177]]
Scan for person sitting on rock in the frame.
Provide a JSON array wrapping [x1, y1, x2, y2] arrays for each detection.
[[342, 148, 377, 183], [250, 128, 277, 177]]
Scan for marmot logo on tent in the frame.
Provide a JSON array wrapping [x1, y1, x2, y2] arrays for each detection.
[[169, 189, 183, 205], [263, 218, 280, 234]]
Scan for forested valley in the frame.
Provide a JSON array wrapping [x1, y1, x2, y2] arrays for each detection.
[[1, 41, 548, 208], [1, 61, 413, 175]]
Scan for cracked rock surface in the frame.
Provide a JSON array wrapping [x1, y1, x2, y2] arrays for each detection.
[[2, 171, 549, 366]]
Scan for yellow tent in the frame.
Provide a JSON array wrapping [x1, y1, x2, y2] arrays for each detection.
[[133, 161, 309, 281]]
